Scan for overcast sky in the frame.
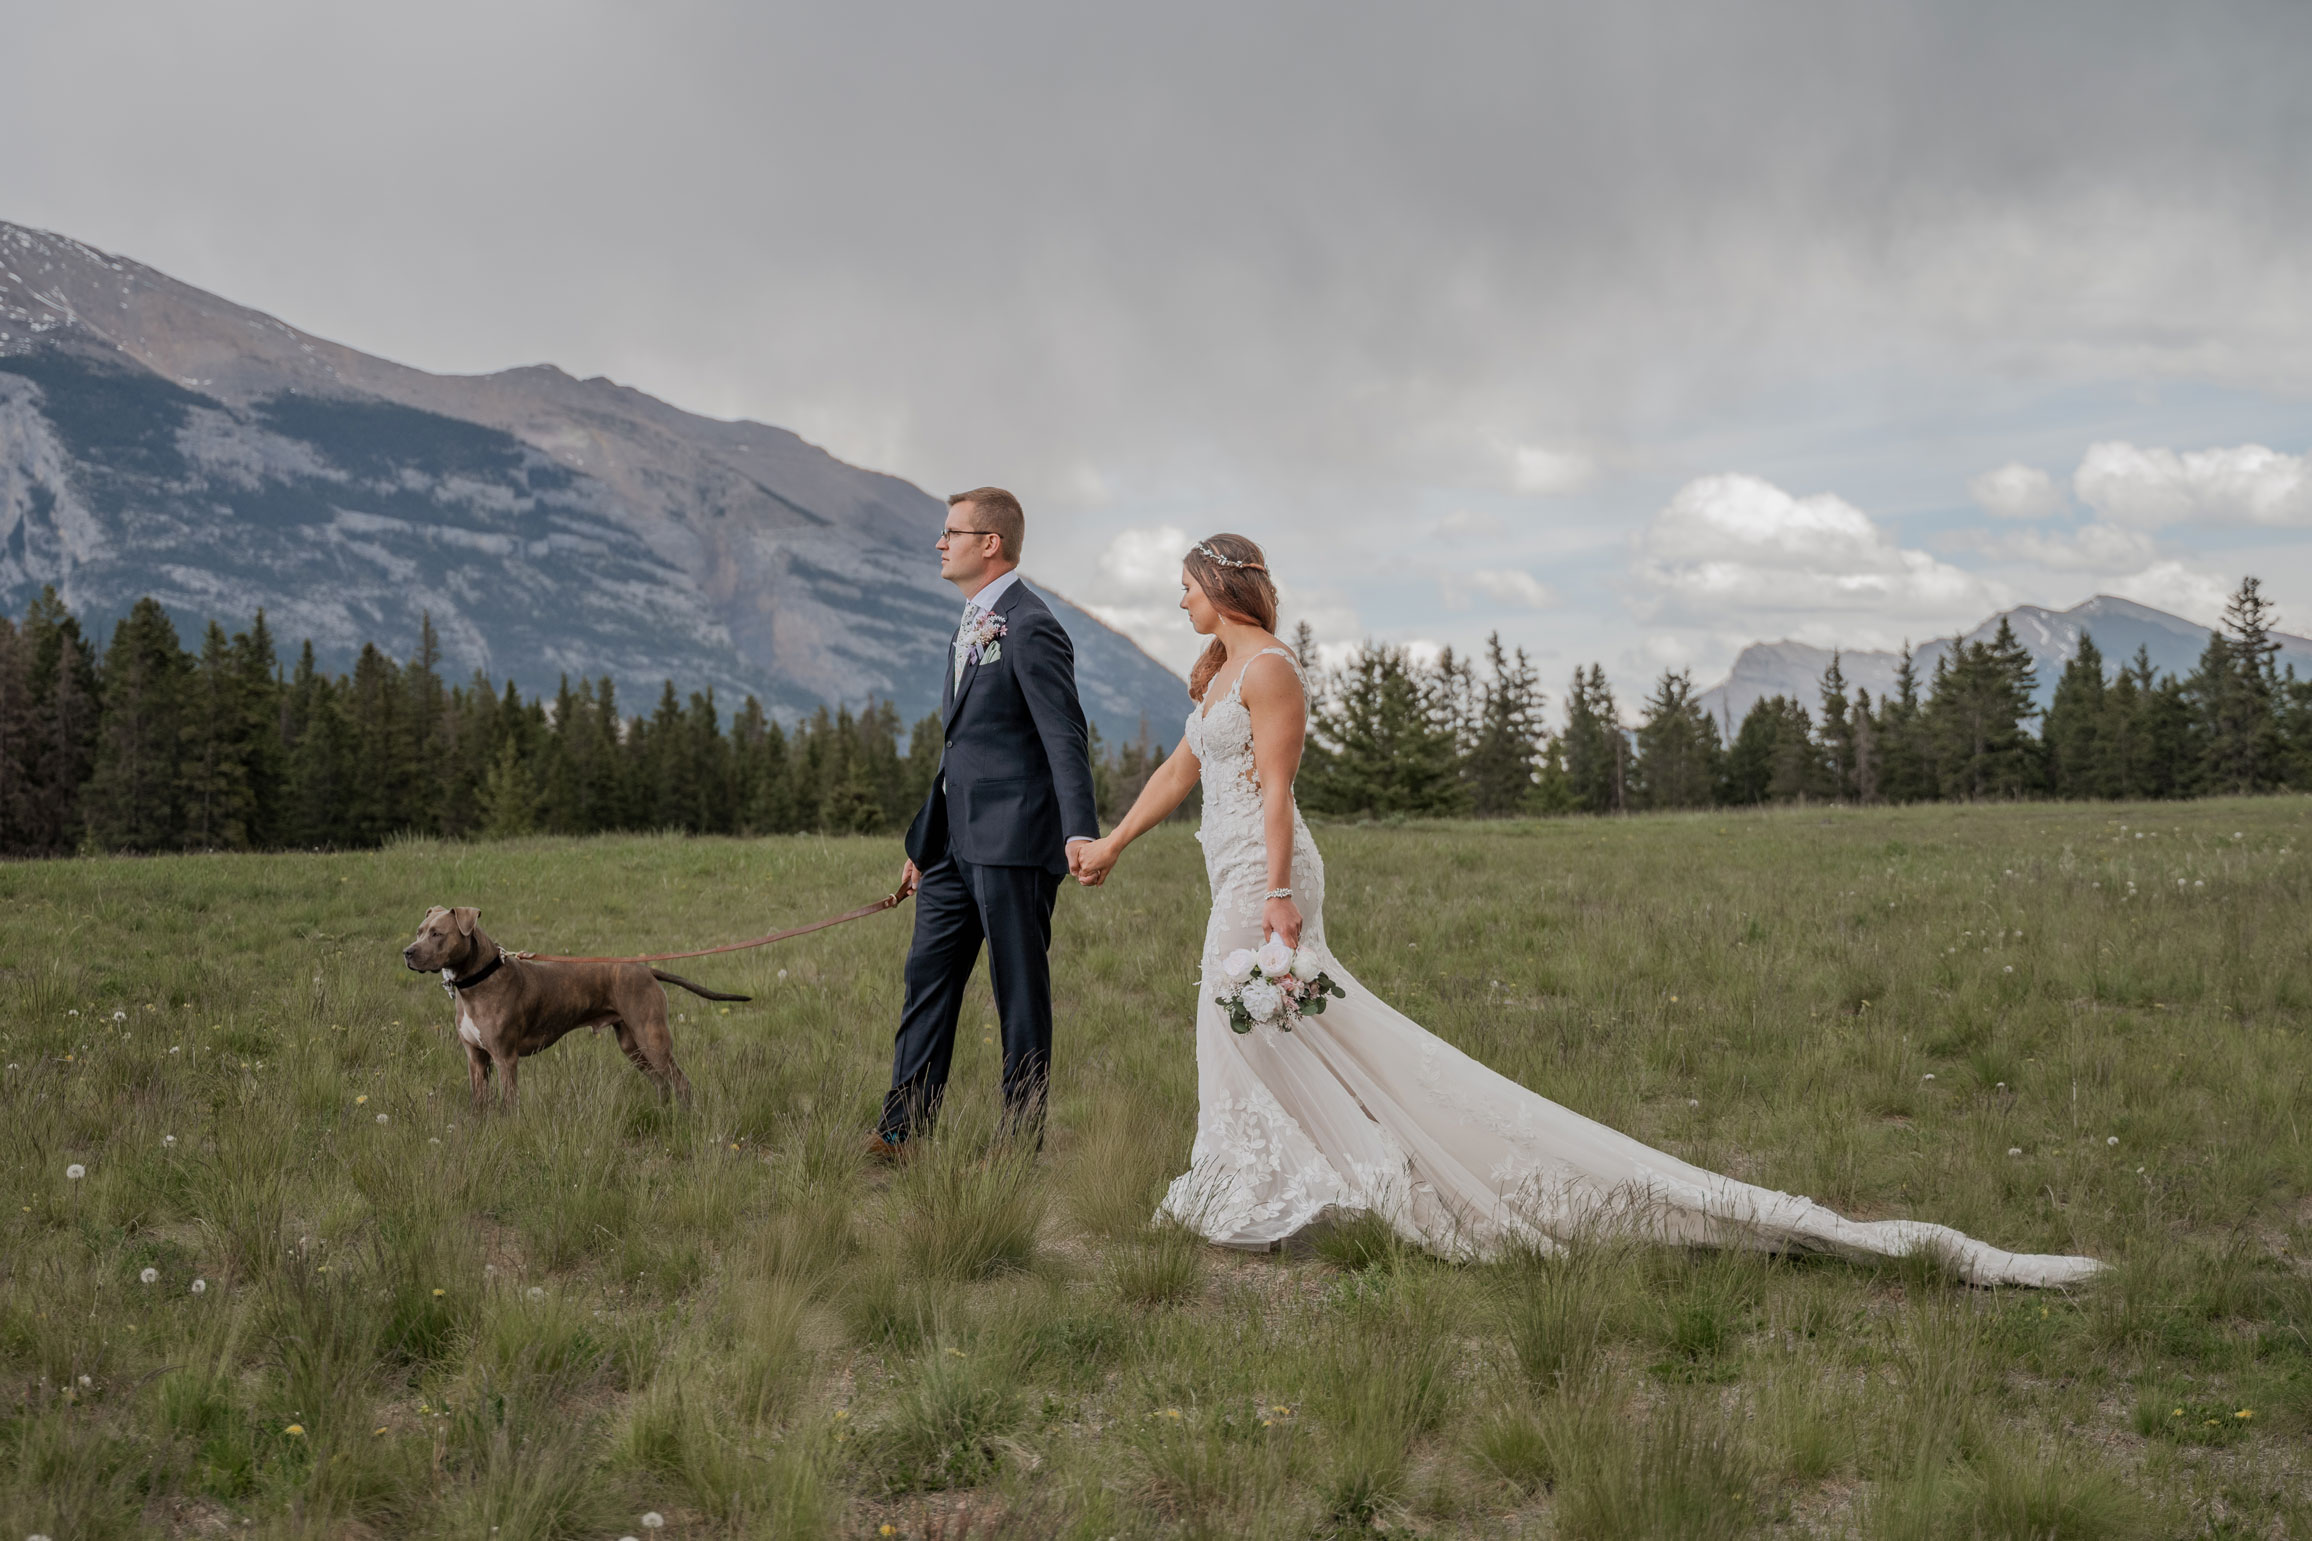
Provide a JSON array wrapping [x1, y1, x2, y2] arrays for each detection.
[[6, 0, 2310, 687]]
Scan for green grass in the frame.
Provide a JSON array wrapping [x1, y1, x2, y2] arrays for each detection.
[[3, 799, 2311, 1536]]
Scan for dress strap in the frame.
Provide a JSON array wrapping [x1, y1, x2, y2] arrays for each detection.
[[1227, 646, 1303, 703]]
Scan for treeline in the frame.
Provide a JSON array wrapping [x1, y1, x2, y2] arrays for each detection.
[[4, 576, 2302, 854], [1296, 577, 2311, 816], [0, 589, 1172, 856]]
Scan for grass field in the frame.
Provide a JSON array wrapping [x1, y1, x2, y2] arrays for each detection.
[[4, 798, 2311, 1539]]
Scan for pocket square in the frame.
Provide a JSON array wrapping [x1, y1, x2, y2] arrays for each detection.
[[978, 642, 1002, 666]]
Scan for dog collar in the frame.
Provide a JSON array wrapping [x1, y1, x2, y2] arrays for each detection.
[[447, 951, 505, 991]]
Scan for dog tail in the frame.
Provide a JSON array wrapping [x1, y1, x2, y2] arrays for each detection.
[[652, 970, 752, 1003]]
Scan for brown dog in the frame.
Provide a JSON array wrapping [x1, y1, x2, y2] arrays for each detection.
[[401, 906, 746, 1111]]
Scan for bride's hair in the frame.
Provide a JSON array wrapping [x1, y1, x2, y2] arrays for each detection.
[[1183, 533, 1279, 701]]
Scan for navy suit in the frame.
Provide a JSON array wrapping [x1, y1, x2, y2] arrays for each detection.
[[880, 578, 1100, 1144]]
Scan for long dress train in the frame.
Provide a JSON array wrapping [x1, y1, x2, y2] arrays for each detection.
[[1155, 648, 2103, 1288]]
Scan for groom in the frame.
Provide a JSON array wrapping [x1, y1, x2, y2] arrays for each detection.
[[871, 487, 1100, 1155]]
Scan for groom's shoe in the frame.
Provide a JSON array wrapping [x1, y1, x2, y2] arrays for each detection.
[[863, 1131, 909, 1163]]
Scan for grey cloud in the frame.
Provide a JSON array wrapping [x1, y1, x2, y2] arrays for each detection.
[[4, 0, 2308, 666]]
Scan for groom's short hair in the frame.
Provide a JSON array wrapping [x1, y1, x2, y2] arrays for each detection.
[[948, 487, 1024, 563]]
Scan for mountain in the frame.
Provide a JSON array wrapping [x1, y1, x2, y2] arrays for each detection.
[[1694, 595, 2312, 732], [0, 222, 1185, 746]]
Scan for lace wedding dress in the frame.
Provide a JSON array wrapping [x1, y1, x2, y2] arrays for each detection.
[[1156, 648, 2103, 1288]]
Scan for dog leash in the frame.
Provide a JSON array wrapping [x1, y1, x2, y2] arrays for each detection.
[[506, 889, 910, 965]]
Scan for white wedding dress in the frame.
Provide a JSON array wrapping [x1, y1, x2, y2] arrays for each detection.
[[1156, 648, 2103, 1288]]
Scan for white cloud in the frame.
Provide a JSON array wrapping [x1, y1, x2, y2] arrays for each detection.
[[1632, 473, 2003, 644], [1442, 568, 1553, 610], [2103, 561, 2233, 627], [1080, 524, 1194, 667], [1974, 521, 2158, 573], [1968, 462, 2069, 520], [1434, 508, 1506, 541], [2074, 441, 2312, 528], [1507, 446, 1594, 497], [1096, 524, 1192, 590]]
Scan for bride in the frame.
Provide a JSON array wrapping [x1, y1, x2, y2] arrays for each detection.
[[1066, 534, 2102, 1288]]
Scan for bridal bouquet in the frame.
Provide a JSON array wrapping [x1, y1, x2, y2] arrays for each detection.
[[1216, 938, 1345, 1034]]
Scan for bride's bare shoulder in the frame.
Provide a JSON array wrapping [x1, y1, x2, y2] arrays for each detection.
[[1238, 643, 1305, 709]]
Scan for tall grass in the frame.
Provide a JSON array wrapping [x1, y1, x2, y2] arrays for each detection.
[[1, 800, 2307, 1532]]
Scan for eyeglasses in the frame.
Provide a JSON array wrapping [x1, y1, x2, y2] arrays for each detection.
[[938, 526, 999, 544]]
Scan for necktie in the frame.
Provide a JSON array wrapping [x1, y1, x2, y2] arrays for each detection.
[[953, 603, 980, 691]]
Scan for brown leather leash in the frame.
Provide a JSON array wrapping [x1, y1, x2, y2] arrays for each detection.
[[508, 889, 910, 965]]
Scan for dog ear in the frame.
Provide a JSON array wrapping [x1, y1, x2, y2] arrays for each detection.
[[452, 907, 481, 938]]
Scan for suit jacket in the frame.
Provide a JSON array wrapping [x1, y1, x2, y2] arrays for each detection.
[[905, 578, 1100, 876]]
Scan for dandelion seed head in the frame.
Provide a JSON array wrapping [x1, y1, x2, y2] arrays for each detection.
[[642, 1516, 665, 1531], [2007, 1148, 2023, 1157], [375, 1113, 389, 1124], [2108, 1135, 2120, 1146], [111, 1010, 125, 1021], [139, 1267, 158, 1285], [527, 1286, 545, 1300], [190, 1278, 207, 1293], [64, 1163, 84, 1180]]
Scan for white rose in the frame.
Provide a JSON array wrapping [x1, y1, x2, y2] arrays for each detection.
[[1221, 949, 1259, 985], [1256, 938, 1295, 977], [1289, 950, 1321, 982], [1239, 978, 1285, 1023]]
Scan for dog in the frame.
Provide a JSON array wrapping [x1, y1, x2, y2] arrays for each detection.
[[401, 905, 748, 1111]]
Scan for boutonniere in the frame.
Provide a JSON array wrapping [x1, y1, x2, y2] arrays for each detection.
[[962, 611, 1008, 667]]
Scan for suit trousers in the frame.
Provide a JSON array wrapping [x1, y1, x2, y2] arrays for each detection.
[[880, 853, 1063, 1145]]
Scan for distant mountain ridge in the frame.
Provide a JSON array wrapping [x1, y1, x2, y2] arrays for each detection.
[[0, 221, 1186, 744], [1695, 595, 2312, 731]]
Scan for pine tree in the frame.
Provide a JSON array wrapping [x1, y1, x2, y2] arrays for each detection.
[[1560, 665, 1627, 815], [178, 621, 256, 848], [1765, 697, 1819, 803], [84, 598, 188, 850], [1874, 644, 1933, 803], [1302, 645, 1465, 817], [342, 643, 419, 842], [1723, 697, 1781, 805], [1817, 653, 1854, 801], [282, 645, 354, 847], [1850, 688, 1879, 804], [18, 590, 99, 852], [476, 735, 541, 837], [1924, 620, 2040, 799], [1463, 633, 1547, 816], [2197, 576, 2282, 793], [234, 613, 286, 847], [1632, 668, 1721, 809], [0, 617, 34, 852], [2043, 634, 2109, 799], [405, 613, 449, 818]]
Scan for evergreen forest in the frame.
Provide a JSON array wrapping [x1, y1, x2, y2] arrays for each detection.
[[0, 577, 2303, 856]]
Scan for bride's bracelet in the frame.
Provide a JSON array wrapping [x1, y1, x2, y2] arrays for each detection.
[[1264, 888, 1293, 900]]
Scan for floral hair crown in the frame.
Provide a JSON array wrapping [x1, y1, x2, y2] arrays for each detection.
[[1194, 541, 1267, 573]]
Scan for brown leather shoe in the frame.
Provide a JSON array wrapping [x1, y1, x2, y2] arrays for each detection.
[[863, 1131, 909, 1162]]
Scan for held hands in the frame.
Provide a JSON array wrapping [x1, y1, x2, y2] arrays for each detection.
[[1262, 895, 1303, 949], [1070, 837, 1119, 887]]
